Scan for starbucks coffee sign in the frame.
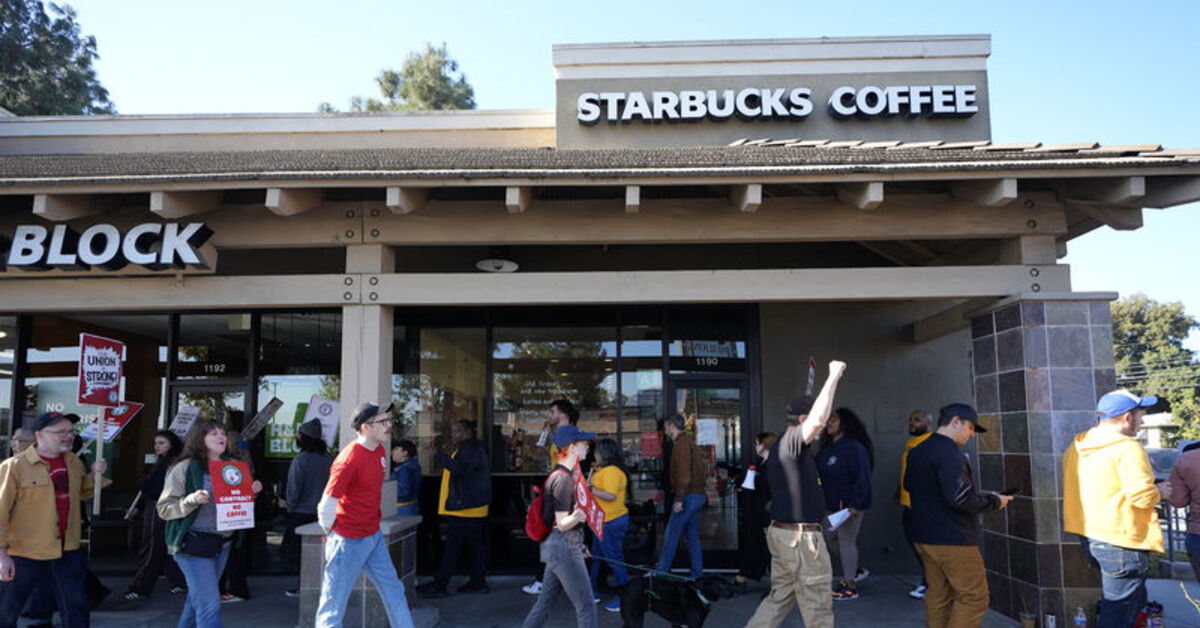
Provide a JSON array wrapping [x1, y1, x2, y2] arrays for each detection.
[[2, 222, 214, 271]]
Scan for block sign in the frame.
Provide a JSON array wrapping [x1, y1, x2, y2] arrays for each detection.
[[210, 460, 255, 532], [572, 467, 605, 541], [79, 401, 144, 442], [77, 333, 124, 407]]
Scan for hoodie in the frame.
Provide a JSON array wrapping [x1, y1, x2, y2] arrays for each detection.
[[1062, 427, 1162, 552]]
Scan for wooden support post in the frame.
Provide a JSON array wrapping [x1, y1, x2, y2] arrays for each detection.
[[835, 182, 884, 211]]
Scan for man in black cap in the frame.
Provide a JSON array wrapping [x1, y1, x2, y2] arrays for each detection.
[[904, 403, 1012, 628], [0, 412, 106, 628], [745, 360, 846, 628], [417, 419, 493, 597]]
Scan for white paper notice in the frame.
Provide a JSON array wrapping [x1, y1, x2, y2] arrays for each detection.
[[303, 396, 341, 447], [696, 418, 719, 446], [827, 507, 851, 532], [168, 406, 201, 440]]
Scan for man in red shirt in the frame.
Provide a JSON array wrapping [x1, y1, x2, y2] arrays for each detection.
[[314, 402, 414, 628]]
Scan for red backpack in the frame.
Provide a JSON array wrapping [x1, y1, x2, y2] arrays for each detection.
[[524, 469, 570, 542]]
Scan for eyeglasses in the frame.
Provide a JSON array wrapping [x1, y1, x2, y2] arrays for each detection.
[[367, 418, 391, 426]]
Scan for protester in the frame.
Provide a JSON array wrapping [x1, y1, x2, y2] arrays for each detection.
[[0, 412, 106, 628], [313, 402, 413, 627], [216, 432, 255, 605], [158, 419, 262, 628], [736, 432, 776, 587], [417, 419, 493, 597], [1063, 390, 1163, 628], [122, 430, 188, 600], [524, 399, 579, 596], [815, 406, 873, 600], [655, 412, 708, 579], [897, 410, 933, 600], [521, 424, 598, 628], [587, 437, 629, 612], [6, 428, 33, 458], [1170, 441, 1200, 582], [906, 403, 1011, 628], [391, 439, 421, 516], [283, 419, 332, 598], [743, 362, 845, 628]]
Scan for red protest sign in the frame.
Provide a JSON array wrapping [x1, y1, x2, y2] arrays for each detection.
[[572, 467, 605, 541], [209, 460, 255, 532], [79, 401, 144, 442], [77, 333, 124, 407]]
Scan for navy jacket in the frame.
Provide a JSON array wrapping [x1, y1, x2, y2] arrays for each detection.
[[815, 437, 872, 511], [436, 437, 492, 511], [904, 432, 999, 545]]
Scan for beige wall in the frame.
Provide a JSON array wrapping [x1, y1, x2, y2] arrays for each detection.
[[759, 300, 974, 575]]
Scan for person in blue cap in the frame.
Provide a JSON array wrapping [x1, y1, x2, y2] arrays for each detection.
[[521, 423, 597, 628], [1063, 389, 1164, 628]]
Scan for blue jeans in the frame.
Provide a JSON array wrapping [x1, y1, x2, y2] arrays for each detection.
[[317, 530, 414, 628], [522, 531, 597, 628], [656, 493, 706, 578], [1086, 539, 1148, 628], [590, 514, 630, 594], [174, 543, 231, 628], [0, 548, 89, 628], [1186, 533, 1200, 582]]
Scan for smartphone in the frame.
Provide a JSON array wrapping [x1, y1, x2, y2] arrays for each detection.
[[999, 487, 1019, 496]]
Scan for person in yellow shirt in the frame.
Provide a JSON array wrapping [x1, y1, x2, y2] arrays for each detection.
[[588, 438, 629, 613], [1063, 390, 1163, 628], [897, 410, 933, 600]]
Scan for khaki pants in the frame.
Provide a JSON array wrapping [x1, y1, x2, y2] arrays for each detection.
[[914, 543, 990, 628], [744, 525, 833, 628]]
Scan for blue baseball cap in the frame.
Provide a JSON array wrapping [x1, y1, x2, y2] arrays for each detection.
[[553, 424, 596, 450], [1096, 390, 1157, 419]]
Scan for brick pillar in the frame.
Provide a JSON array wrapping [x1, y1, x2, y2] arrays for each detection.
[[970, 297, 1116, 625]]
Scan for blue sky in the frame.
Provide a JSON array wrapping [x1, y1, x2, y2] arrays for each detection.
[[62, 0, 1200, 347]]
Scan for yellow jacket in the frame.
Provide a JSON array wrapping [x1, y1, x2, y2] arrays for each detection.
[[0, 447, 103, 560], [1062, 427, 1163, 552]]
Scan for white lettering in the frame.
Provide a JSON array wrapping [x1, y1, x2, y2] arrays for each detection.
[[160, 223, 208, 267], [909, 85, 932, 116], [621, 92, 651, 121], [885, 85, 909, 116], [735, 88, 760, 117], [955, 85, 978, 114], [855, 86, 887, 116], [828, 86, 857, 117], [679, 90, 706, 119], [760, 88, 789, 117], [8, 225, 47, 266], [788, 88, 813, 117], [122, 223, 162, 266], [577, 93, 601, 124], [651, 91, 680, 120], [77, 224, 121, 267], [598, 93, 624, 122], [931, 85, 955, 115], [46, 224, 77, 266], [706, 90, 735, 118]]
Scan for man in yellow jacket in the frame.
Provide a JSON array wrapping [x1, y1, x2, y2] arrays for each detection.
[[1063, 390, 1163, 628]]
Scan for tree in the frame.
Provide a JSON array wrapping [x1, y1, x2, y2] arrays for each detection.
[[1111, 294, 1200, 441], [0, 0, 114, 115], [318, 43, 475, 113]]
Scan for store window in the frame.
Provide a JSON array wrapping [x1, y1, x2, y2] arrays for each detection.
[[176, 313, 252, 380], [259, 311, 342, 458]]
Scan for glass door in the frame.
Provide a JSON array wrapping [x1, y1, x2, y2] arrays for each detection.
[[169, 384, 249, 434], [665, 377, 747, 570]]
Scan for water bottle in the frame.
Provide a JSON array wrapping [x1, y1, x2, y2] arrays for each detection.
[[1073, 606, 1087, 626]]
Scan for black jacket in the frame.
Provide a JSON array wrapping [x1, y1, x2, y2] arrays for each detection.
[[436, 437, 492, 512], [904, 432, 999, 545]]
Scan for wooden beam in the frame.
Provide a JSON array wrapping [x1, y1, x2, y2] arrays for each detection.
[[150, 191, 221, 218], [0, 274, 353, 311], [912, 298, 1000, 343], [505, 186, 532, 214], [731, 184, 762, 213], [386, 186, 428, 214], [950, 179, 1018, 207], [996, 234, 1058, 265], [1143, 176, 1200, 209], [1062, 176, 1145, 205], [836, 182, 884, 211], [624, 186, 640, 214], [265, 188, 323, 216], [1072, 203, 1143, 230], [32, 194, 97, 221]]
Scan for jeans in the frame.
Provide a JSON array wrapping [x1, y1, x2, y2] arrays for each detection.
[[174, 543, 231, 628], [316, 530, 414, 628], [0, 549, 89, 628], [656, 493, 706, 578], [1086, 539, 1148, 628], [590, 514, 630, 594], [521, 531, 597, 628], [1185, 533, 1200, 582]]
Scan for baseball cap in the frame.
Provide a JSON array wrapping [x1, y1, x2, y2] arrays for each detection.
[[351, 402, 394, 429], [297, 419, 323, 440], [552, 424, 596, 450], [785, 395, 814, 416], [1096, 390, 1157, 419], [32, 412, 79, 432], [939, 403, 986, 434]]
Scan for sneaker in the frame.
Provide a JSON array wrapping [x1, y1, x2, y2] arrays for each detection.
[[522, 580, 543, 595], [219, 594, 244, 604], [854, 567, 870, 582], [120, 591, 144, 601], [169, 586, 187, 595], [284, 588, 300, 598], [593, 594, 601, 604], [909, 584, 927, 599], [831, 580, 858, 601], [604, 598, 621, 613], [457, 581, 490, 594]]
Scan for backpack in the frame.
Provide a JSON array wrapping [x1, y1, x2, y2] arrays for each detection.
[[525, 469, 570, 542]]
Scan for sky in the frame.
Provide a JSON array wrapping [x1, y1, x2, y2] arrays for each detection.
[[57, 0, 1200, 348]]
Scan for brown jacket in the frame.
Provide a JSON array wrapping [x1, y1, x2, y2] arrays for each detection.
[[0, 447, 102, 560], [670, 432, 708, 498], [1170, 448, 1200, 535]]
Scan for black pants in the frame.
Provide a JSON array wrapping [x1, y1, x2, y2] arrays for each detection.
[[433, 517, 486, 588], [126, 508, 186, 595], [281, 512, 317, 574], [901, 507, 927, 586]]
